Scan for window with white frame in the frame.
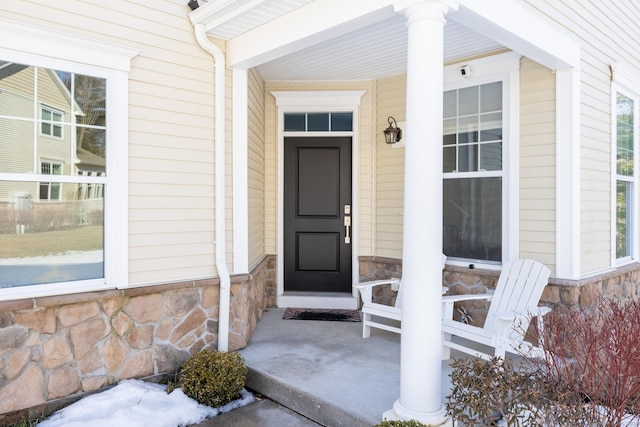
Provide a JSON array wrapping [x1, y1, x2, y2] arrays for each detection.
[[0, 20, 135, 300], [39, 160, 63, 200], [615, 91, 636, 260], [443, 81, 503, 262], [41, 105, 64, 138]]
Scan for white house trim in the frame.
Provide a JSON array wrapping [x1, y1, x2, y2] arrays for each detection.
[[271, 90, 365, 310], [225, 0, 396, 68], [233, 68, 250, 274], [0, 18, 137, 72], [556, 68, 582, 279], [452, 0, 580, 70]]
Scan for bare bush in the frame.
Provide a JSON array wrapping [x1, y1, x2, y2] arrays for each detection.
[[534, 298, 640, 426]]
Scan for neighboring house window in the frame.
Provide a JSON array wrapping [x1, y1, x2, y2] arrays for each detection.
[[39, 160, 63, 200], [41, 106, 64, 138], [443, 81, 503, 262], [0, 20, 136, 300], [77, 170, 105, 200], [615, 92, 636, 260]]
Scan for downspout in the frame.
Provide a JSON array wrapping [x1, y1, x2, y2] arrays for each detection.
[[194, 23, 231, 352]]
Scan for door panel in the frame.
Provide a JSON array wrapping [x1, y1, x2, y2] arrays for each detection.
[[284, 137, 352, 293]]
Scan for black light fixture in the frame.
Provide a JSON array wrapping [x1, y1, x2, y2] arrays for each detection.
[[383, 116, 402, 144], [188, 0, 199, 10]]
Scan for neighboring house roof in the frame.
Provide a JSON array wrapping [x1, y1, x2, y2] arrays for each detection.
[[0, 62, 28, 79], [76, 146, 105, 172]]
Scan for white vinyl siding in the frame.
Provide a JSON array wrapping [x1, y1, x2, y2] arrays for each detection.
[[525, 0, 640, 274], [247, 67, 265, 268], [519, 57, 556, 271], [356, 81, 376, 257], [375, 74, 406, 259]]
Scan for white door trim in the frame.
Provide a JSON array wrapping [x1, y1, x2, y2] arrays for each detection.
[[272, 90, 365, 309]]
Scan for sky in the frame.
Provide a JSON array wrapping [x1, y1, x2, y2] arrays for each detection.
[[37, 379, 255, 427]]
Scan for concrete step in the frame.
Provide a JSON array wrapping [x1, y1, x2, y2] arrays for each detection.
[[196, 397, 322, 427], [245, 367, 374, 427]]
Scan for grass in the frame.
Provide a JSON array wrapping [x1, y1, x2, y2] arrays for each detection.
[[0, 225, 103, 258], [7, 419, 41, 427]]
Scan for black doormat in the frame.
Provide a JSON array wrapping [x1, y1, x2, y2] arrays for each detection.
[[283, 308, 361, 322]]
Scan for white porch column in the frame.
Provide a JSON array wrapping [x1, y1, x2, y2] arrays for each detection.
[[384, 1, 456, 425]]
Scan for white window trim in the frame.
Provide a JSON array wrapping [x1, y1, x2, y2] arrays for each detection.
[[443, 52, 520, 268], [611, 63, 640, 267], [0, 19, 138, 301]]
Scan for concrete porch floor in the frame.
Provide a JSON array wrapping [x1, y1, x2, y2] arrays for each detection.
[[233, 307, 457, 426]]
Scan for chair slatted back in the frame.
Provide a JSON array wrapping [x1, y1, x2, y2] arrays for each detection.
[[483, 259, 550, 332]]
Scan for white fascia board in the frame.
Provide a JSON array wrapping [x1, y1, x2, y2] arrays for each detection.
[[226, 0, 396, 68], [189, 0, 270, 31], [452, 0, 580, 70]]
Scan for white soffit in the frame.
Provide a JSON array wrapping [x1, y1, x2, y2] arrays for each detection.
[[258, 17, 503, 81], [190, 0, 512, 81]]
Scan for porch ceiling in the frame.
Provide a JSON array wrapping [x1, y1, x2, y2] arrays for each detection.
[[191, 0, 506, 81]]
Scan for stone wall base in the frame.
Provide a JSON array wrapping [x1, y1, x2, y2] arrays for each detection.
[[0, 254, 276, 421]]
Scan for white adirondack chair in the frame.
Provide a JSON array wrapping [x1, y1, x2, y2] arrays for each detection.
[[442, 258, 551, 360], [354, 254, 447, 338]]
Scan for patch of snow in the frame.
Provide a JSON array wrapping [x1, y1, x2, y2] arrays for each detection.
[[0, 250, 103, 265], [37, 379, 255, 427]]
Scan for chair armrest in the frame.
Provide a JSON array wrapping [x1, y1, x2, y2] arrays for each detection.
[[442, 292, 493, 321], [353, 278, 400, 291], [441, 293, 493, 304], [354, 278, 400, 304]]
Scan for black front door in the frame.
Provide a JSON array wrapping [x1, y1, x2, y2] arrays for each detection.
[[284, 137, 352, 293]]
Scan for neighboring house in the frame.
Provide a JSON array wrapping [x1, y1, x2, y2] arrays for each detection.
[[1, 0, 639, 424]]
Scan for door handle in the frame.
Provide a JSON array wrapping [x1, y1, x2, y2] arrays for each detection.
[[344, 216, 351, 244]]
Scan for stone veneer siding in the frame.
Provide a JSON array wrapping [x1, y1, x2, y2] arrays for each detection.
[[0, 254, 276, 421], [358, 256, 640, 327]]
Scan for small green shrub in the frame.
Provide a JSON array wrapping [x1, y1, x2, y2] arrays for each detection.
[[172, 350, 248, 408], [374, 419, 430, 427]]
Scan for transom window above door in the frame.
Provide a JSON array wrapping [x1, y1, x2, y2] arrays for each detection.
[[284, 112, 352, 132]]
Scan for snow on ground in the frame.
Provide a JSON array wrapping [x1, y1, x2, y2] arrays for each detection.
[[37, 379, 255, 427], [0, 250, 103, 265]]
